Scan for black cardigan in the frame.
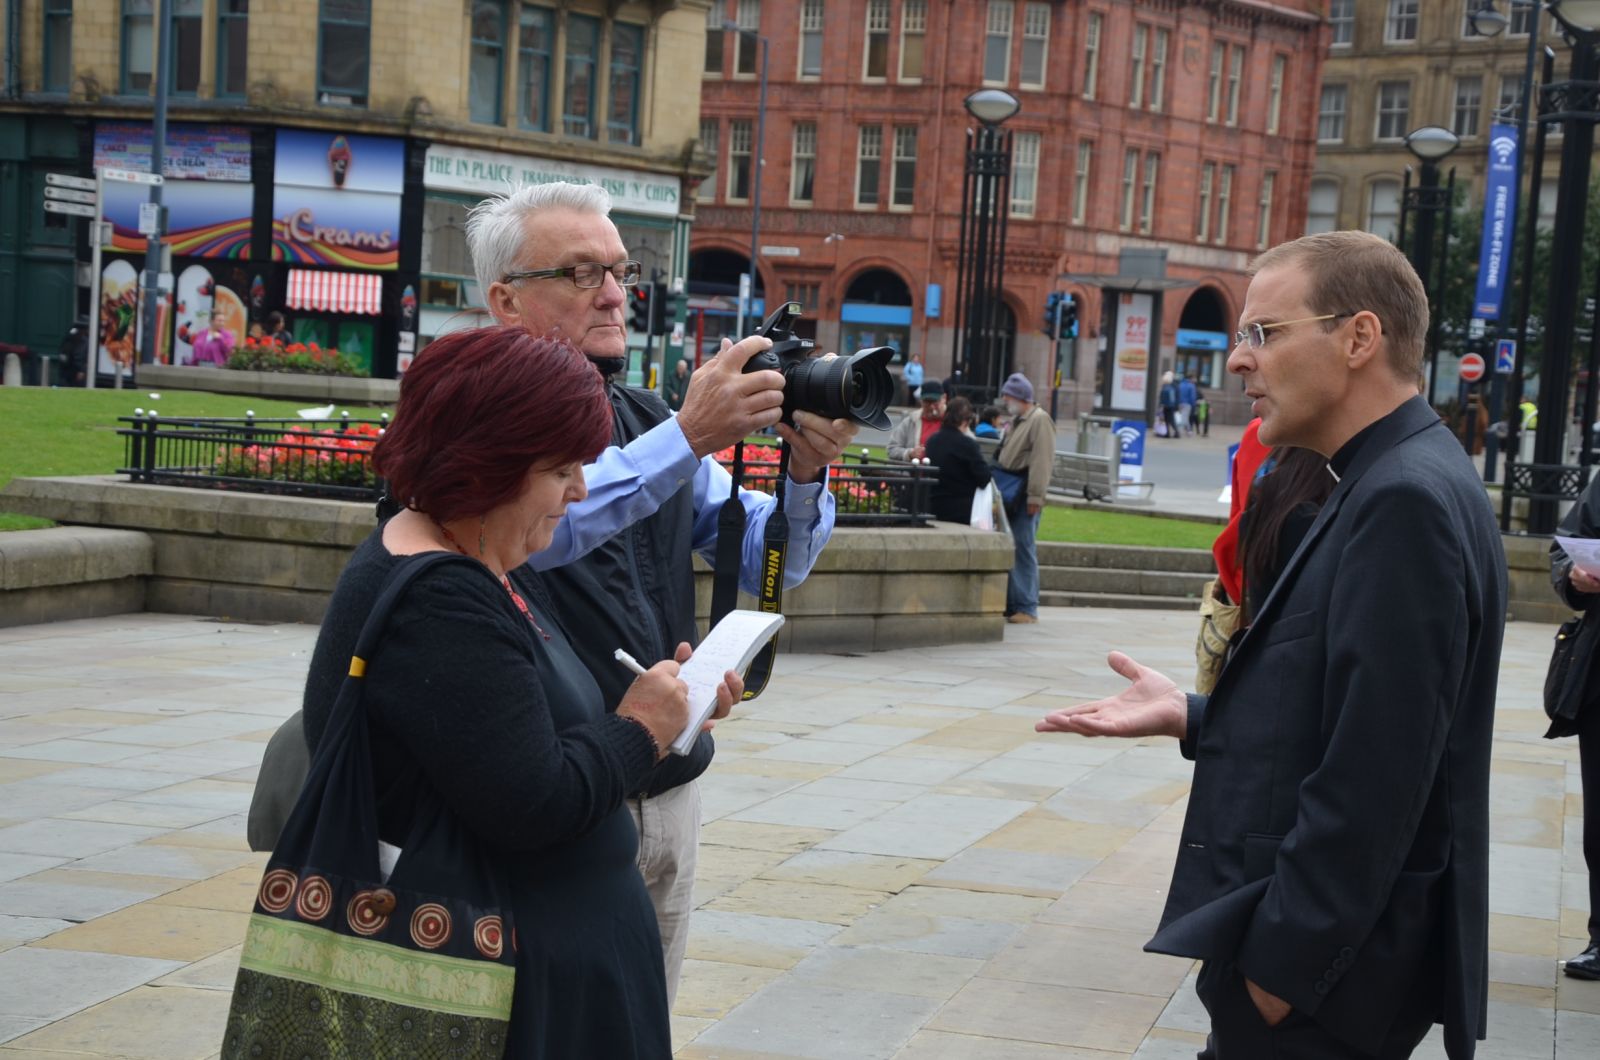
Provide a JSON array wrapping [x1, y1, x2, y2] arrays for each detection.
[[925, 426, 992, 525]]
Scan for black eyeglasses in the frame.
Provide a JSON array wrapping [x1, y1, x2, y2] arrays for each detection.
[[501, 259, 642, 289]]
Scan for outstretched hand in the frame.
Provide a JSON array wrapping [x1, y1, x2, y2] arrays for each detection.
[[1034, 652, 1188, 740]]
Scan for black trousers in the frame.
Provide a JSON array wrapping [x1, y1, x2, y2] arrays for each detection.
[[1194, 961, 1433, 1059], [1582, 699, 1600, 943]]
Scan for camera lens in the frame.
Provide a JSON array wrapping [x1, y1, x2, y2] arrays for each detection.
[[784, 346, 895, 430]]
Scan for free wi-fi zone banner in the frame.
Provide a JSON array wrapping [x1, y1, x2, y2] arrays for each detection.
[[271, 130, 403, 271]]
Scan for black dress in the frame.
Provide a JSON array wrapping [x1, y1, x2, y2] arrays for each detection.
[[925, 426, 993, 524], [302, 528, 670, 1058]]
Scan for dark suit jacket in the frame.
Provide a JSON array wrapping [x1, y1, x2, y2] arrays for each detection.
[[1146, 397, 1505, 1059]]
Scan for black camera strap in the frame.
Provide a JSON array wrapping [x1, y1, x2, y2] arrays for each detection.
[[710, 439, 788, 701]]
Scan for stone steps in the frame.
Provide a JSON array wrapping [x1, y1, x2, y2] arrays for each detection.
[[1036, 542, 1212, 612]]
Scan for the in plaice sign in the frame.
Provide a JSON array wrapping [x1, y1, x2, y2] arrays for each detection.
[[424, 145, 680, 218]]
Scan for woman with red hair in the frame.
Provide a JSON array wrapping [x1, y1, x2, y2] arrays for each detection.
[[299, 326, 740, 1055]]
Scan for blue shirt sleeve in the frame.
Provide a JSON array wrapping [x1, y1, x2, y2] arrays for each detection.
[[527, 416, 702, 571], [690, 456, 836, 594]]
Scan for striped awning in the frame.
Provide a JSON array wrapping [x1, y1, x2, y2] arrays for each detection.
[[286, 270, 383, 315]]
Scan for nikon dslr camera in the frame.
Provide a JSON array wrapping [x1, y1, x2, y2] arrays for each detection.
[[745, 302, 895, 430]]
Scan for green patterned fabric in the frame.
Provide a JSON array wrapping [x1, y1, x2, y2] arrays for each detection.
[[223, 968, 509, 1058]]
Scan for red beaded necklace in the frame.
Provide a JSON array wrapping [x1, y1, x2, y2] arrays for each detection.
[[432, 517, 551, 641]]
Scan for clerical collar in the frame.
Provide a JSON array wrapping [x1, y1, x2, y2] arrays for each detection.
[[1328, 409, 1391, 480]]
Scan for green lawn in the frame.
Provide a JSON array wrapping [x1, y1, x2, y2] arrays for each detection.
[[1038, 505, 1219, 550], [0, 388, 389, 531]]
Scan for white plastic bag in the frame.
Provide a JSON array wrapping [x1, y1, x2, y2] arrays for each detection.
[[970, 482, 996, 531]]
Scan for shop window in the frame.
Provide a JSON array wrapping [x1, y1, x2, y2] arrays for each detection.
[[318, 0, 370, 106], [1010, 132, 1039, 218], [422, 198, 474, 280], [704, 3, 724, 76], [469, 1, 507, 125], [121, 0, 154, 94], [563, 13, 599, 138], [728, 119, 752, 202], [44, 0, 73, 94], [519, 4, 553, 131], [217, 0, 249, 98], [169, 0, 202, 95], [864, 0, 889, 80], [983, 1, 1011, 85], [799, 0, 823, 79], [608, 22, 644, 145], [856, 125, 881, 208], [791, 122, 816, 205], [899, 1, 925, 81]]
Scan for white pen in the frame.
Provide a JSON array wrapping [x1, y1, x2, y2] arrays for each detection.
[[613, 648, 649, 677]]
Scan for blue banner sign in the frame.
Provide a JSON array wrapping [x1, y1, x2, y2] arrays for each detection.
[[1473, 123, 1520, 320]]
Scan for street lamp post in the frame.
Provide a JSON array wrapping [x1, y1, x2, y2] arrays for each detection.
[[952, 89, 1019, 402], [1398, 125, 1460, 408], [1527, 0, 1600, 533], [724, 21, 768, 338], [1468, 0, 1541, 485]]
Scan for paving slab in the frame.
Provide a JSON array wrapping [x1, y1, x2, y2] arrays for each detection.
[[0, 608, 1586, 1058]]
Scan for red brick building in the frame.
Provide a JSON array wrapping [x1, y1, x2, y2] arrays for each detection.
[[691, 0, 1326, 422]]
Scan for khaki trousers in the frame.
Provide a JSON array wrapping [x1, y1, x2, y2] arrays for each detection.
[[627, 779, 701, 1008]]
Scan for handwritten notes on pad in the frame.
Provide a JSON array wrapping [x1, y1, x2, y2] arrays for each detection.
[[669, 610, 786, 756]]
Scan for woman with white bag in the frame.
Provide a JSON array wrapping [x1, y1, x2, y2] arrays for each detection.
[[924, 396, 994, 526]]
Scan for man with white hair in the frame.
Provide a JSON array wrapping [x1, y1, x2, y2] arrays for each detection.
[[467, 181, 859, 1003]]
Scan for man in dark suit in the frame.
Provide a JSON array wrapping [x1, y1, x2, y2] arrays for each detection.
[[1038, 230, 1505, 1059]]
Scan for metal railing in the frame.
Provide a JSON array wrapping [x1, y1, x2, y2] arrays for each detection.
[[117, 412, 388, 501], [116, 414, 938, 525], [717, 450, 937, 527]]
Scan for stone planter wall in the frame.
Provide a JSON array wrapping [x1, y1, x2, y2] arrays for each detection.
[[0, 477, 1011, 650], [0, 526, 152, 628], [135, 364, 399, 406]]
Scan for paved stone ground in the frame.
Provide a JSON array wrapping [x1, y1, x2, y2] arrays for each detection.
[[0, 609, 1595, 1058]]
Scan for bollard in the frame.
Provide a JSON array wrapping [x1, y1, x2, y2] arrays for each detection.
[[129, 411, 145, 475], [142, 412, 158, 480], [1, 352, 20, 387]]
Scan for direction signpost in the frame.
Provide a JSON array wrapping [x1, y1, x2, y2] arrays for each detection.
[[42, 200, 96, 218]]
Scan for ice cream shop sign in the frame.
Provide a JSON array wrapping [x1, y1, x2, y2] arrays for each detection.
[[424, 145, 680, 219], [272, 130, 404, 270]]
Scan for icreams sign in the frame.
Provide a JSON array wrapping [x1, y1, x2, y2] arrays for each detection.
[[272, 130, 403, 270], [423, 145, 680, 218]]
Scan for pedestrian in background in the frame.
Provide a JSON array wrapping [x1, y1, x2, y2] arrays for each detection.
[[925, 396, 991, 524], [1179, 373, 1199, 435], [1546, 473, 1600, 982], [1039, 230, 1505, 1057], [903, 353, 924, 406], [1159, 371, 1180, 438], [996, 372, 1054, 624], [190, 312, 235, 367], [665, 358, 690, 412], [975, 405, 1004, 440], [888, 378, 945, 461], [264, 311, 290, 346]]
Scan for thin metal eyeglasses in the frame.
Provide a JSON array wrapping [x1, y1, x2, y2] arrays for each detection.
[[1234, 312, 1355, 350], [501, 259, 642, 289]]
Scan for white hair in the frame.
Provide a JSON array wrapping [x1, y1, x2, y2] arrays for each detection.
[[465, 181, 614, 296]]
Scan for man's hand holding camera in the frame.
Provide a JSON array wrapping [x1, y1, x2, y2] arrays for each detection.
[[676, 335, 786, 459]]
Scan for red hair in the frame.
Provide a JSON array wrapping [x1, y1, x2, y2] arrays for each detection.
[[374, 326, 611, 522]]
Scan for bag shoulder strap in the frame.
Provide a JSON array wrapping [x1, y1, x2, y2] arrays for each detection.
[[349, 551, 481, 670]]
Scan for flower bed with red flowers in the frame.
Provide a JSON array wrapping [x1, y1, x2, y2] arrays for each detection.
[[713, 442, 898, 516], [226, 338, 363, 377], [212, 421, 382, 489]]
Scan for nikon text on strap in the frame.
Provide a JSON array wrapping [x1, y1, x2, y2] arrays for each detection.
[[710, 439, 789, 700]]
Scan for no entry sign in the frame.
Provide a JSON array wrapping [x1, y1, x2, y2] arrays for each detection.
[[1459, 352, 1486, 383]]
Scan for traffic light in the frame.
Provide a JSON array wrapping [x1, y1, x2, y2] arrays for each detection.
[[1061, 294, 1079, 339], [649, 281, 669, 335], [1042, 291, 1062, 338], [630, 284, 653, 335]]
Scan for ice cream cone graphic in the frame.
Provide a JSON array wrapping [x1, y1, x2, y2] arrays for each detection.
[[328, 136, 352, 188]]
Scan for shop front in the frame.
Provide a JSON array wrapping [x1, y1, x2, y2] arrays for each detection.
[[1174, 328, 1231, 389], [419, 143, 685, 382]]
